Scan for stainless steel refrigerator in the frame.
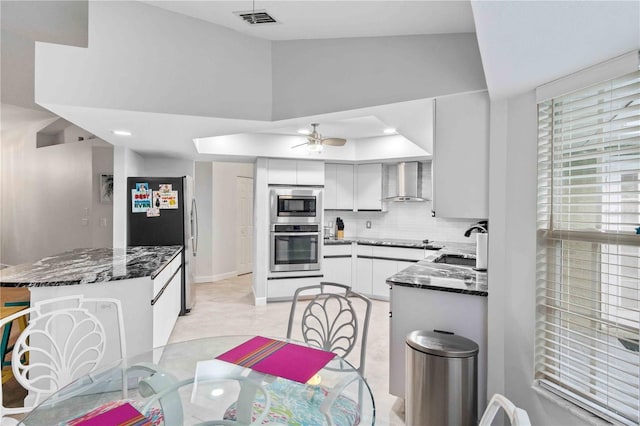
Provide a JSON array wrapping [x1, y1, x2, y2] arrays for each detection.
[[127, 176, 198, 315]]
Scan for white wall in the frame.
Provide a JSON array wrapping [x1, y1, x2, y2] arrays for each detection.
[[253, 158, 269, 303], [90, 146, 113, 248], [194, 162, 213, 281], [272, 33, 486, 119], [324, 206, 474, 244], [112, 146, 144, 248], [141, 156, 194, 178], [1, 104, 112, 265], [1, 0, 88, 110], [35, 1, 272, 121], [193, 161, 254, 283], [487, 92, 585, 424]]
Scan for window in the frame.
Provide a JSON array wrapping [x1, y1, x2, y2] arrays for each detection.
[[536, 69, 640, 425]]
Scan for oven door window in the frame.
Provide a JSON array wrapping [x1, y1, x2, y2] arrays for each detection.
[[274, 234, 318, 265], [278, 197, 316, 217]]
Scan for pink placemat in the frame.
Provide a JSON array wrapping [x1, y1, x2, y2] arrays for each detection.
[[216, 336, 336, 383], [67, 401, 151, 426]]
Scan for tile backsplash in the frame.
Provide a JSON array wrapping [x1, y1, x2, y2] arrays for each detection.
[[325, 201, 480, 243]]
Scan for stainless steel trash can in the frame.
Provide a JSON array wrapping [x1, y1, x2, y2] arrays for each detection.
[[405, 330, 479, 426]]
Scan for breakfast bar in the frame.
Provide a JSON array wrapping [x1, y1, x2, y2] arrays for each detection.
[[0, 246, 183, 366]]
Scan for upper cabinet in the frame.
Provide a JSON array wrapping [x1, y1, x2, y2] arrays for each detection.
[[356, 163, 385, 211], [432, 91, 489, 219], [267, 159, 324, 186], [325, 164, 354, 210]]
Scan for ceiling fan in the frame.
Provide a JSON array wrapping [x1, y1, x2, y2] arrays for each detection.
[[292, 123, 347, 152]]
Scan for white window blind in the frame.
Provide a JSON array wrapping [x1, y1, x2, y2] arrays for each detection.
[[536, 69, 640, 425]]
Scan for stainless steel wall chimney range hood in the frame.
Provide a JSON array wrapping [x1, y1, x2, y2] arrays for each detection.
[[385, 162, 427, 202]]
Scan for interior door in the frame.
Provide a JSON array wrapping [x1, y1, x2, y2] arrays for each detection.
[[236, 177, 253, 275]]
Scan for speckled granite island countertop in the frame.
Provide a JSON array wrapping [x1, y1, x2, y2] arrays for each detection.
[[387, 258, 488, 296], [0, 246, 182, 287]]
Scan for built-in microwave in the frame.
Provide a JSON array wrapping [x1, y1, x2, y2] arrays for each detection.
[[270, 188, 322, 224]]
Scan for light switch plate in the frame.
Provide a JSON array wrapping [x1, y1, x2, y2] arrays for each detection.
[[366, 221, 372, 229]]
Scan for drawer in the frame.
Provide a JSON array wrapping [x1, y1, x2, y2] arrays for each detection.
[[267, 276, 323, 300], [356, 244, 373, 257], [371, 246, 424, 261], [324, 243, 353, 257], [153, 253, 182, 299]]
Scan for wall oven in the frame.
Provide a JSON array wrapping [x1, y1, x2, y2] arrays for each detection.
[[270, 188, 322, 224], [270, 224, 321, 272]]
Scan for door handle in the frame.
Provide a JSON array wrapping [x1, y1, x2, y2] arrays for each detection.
[[191, 198, 198, 256]]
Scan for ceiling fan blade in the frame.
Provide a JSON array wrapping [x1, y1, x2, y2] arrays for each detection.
[[322, 138, 346, 146], [291, 142, 308, 149]]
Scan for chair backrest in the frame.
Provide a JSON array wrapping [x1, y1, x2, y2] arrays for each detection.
[[479, 393, 531, 426], [0, 295, 126, 419], [286, 282, 372, 376]]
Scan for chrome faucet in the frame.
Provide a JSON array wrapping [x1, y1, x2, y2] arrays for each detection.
[[464, 220, 488, 237]]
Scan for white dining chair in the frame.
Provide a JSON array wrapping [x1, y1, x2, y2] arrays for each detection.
[[0, 295, 127, 425], [225, 282, 372, 425], [479, 393, 531, 426]]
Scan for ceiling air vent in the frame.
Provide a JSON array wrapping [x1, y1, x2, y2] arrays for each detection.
[[234, 10, 278, 25]]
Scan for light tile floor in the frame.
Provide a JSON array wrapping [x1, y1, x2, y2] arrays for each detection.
[[169, 274, 405, 426]]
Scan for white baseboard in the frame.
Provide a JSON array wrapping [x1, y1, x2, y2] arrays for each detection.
[[252, 286, 267, 306], [195, 271, 238, 283]]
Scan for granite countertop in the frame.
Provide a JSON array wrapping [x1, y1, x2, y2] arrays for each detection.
[[387, 258, 488, 296], [324, 237, 443, 250], [0, 246, 183, 288]]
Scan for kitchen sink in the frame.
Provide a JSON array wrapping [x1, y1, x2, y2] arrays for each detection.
[[432, 253, 476, 267]]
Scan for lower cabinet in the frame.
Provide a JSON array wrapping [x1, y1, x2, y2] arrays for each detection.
[[389, 284, 488, 412], [152, 268, 181, 348], [355, 245, 424, 300], [372, 259, 398, 299], [323, 243, 353, 286], [323, 257, 352, 286], [267, 276, 323, 299]]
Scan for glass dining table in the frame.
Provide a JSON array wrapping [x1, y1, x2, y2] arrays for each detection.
[[19, 335, 375, 425]]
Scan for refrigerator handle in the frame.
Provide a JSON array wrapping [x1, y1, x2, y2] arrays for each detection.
[[191, 198, 199, 256]]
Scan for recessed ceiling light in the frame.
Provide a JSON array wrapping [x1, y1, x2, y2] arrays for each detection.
[[383, 128, 397, 135], [112, 130, 132, 136], [298, 129, 311, 135]]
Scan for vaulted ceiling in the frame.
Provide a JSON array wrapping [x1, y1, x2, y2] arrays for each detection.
[[2, 1, 638, 162]]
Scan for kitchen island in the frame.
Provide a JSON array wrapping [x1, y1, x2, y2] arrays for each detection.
[[0, 246, 183, 366], [387, 252, 488, 413]]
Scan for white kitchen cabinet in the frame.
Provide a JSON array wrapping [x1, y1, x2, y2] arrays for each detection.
[[354, 244, 373, 294], [152, 253, 182, 348], [267, 275, 322, 299], [372, 259, 397, 299], [356, 163, 384, 211], [297, 160, 324, 186], [267, 159, 297, 184], [267, 159, 324, 186], [389, 284, 488, 412], [354, 245, 424, 299], [323, 257, 352, 286], [323, 243, 353, 286], [324, 164, 338, 209], [324, 163, 354, 210], [432, 91, 489, 219]]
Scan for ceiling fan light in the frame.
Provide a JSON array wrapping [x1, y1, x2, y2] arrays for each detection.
[[307, 142, 323, 153]]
